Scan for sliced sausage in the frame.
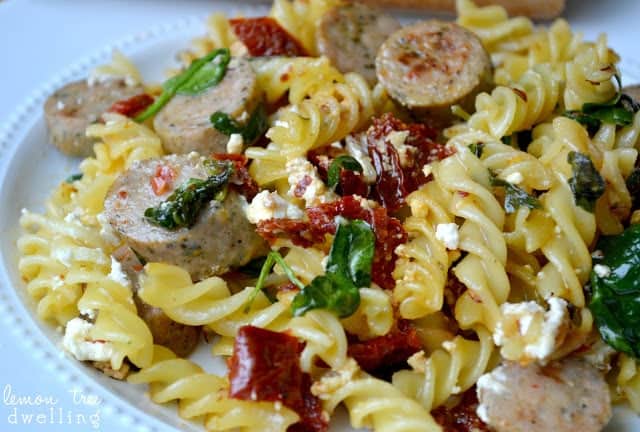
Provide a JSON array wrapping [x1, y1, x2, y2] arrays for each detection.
[[623, 85, 640, 106], [376, 20, 492, 123], [44, 79, 145, 157], [112, 245, 201, 358], [476, 358, 612, 432], [317, 3, 400, 85], [103, 153, 268, 281], [153, 57, 262, 155]]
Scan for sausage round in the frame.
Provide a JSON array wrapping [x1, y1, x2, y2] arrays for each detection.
[[103, 153, 267, 281], [376, 20, 492, 122], [44, 79, 145, 157], [476, 358, 612, 432], [317, 2, 400, 85], [153, 57, 262, 155]]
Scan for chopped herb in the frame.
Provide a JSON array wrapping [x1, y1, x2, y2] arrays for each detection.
[[468, 143, 484, 158], [491, 174, 541, 214], [210, 104, 268, 145], [291, 219, 374, 318], [135, 48, 231, 123], [65, 173, 83, 183], [144, 159, 233, 229], [590, 224, 640, 358], [567, 151, 605, 212], [563, 73, 637, 130], [626, 167, 640, 207], [244, 251, 304, 312], [500, 135, 511, 145], [327, 155, 363, 190]]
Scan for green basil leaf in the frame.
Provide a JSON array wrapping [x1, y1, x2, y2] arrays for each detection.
[[567, 151, 605, 212], [65, 173, 83, 183], [134, 48, 230, 123], [491, 176, 541, 214], [589, 224, 640, 358], [468, 143, 484, 158], [244, 251, 304, 312], [144, 159, 233, 229], [210, 104, 268, 145], [291, 219, 374, 318], [327, 155, 363, 189]]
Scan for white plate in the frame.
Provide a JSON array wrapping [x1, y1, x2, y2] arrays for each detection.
[[0, 1, 639, 431]]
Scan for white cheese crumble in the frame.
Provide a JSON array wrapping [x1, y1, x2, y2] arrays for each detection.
[[62, 318, 116, 365], [593, 264, 611, 278], [422, 164, 433, 178], [63, 207, 85, 225], [56, 100, 65, 111], [495, 297, 569, 363], [345, 134, 376, 184], [476, 367, 510, 423], [504, 171, 524, 185], [387, 130, 416, 168], [435, 223, 460, 250], [245, 190, 304, 224], [286, 157, 335, 207], [97, 212, 120, 246], [226, 133, 244, 154], [108, 256, 130, 288]]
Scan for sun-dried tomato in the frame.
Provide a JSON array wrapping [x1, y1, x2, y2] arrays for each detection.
[[108, 93, 154, 118], [212, 153, 259, 201], [150, 164, 176, 195], [229, 326, 327, 432], [432, 387, 490, 432], [338, 169, 369, 197], [348, 319, 422, 376], [256, 218, 320, 247], [366, 113, 451, 212], [230, 17, 307, 57]]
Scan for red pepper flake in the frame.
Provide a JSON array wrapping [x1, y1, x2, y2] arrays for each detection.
[[229, 326, 327, 432], [108, 94, 154, 118], [512, 87, 528, 102], [366, 113, 451, 213], [230, 17, 308, 57], [212, 153, 259, 201], [348, 319, 422, 375], [293, 175, 313, 198], [150, 164, 176, 196], [118, 190, 128, 199], [432, 387, 490, 432]]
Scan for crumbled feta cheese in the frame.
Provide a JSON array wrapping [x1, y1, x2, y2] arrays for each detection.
[[56, 100, 65, 111], [64, 207, 85, 225], [226, 133, 244, 154], [63, 318, 116, 364], [591, 250, 604, 259], [345, 134, 376, 184], [495, 297, 569, 363], [581, 338, 617, 372], [245, 190, 304, 224], [593, 264, 611, 278], [97, 212, 120, 246], [387, 130, 416, 168], [422, 164, 433, 178], [505, 171, 524, 184], [237, 111, 250, 122], [435, 223, 460, 250], [286, 157, 335, 207], [407, 351, 427, 373], [311, 358, 359, 398], [353, 195, 376, 210], [108, 256, 130, 288]]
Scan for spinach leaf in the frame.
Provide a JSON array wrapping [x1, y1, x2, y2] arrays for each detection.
[[468, 143, 484, 158], [210, 104, 268, 145], [291, 219, 374, 318], [563, 73, 637, 129], [327, 155, 363, 189], [144, 159, 233, 229], [567, 151, 605, 212], [65, 173, 83, 183], [589, 224, 640, 358], [490, 175, 541, 214], [244, 251, 304, 312], [135, 48, 231, 123]]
